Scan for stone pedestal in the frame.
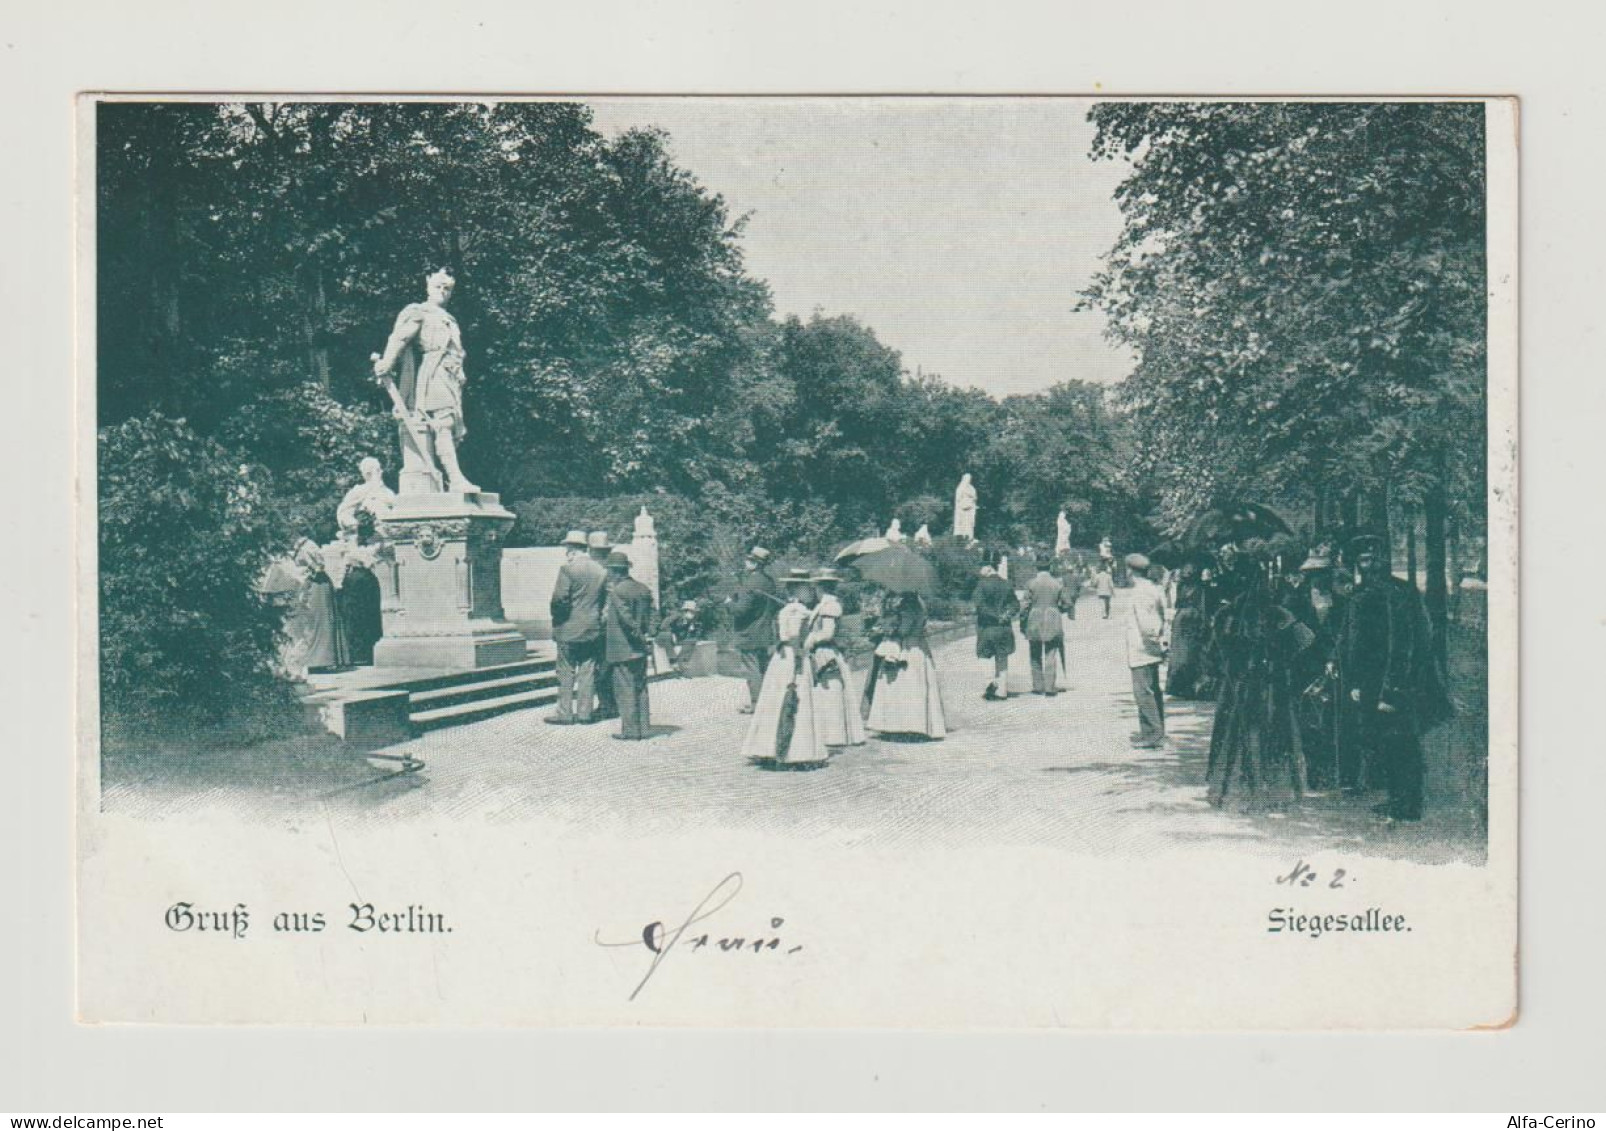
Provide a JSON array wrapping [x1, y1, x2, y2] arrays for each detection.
[[372, 491, 527, 670]]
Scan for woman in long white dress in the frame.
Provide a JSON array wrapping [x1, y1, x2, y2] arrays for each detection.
[[865, 591, 947, 739], [738, 570, 830, 767], [806, 569, 866, 748]]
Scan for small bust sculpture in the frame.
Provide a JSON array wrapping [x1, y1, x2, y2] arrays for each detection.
[[336, 457, 396, 543]]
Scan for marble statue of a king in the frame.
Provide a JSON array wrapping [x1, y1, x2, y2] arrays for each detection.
[[373, 268, 478, 495], [363, 269, 524, 670]]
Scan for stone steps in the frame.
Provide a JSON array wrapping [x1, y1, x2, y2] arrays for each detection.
[[310, 645, 681, 740], [412, 682, 561, 730], [395, 655, 559, 730], [409, 667, 560, 711]]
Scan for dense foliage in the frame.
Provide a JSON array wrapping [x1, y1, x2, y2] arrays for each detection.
[[1082, 102, 1488, 653], [98, 414, 289, 721], [1083, 101, 1486, 541], [97, 100, 1144, 715]]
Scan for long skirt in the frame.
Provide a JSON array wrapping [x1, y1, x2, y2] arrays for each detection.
[[1206, 667, 1306, 810], [340, 568, 384, 666], [867, 645, 947, 739], [1165, 607, 1206, 698], [739, 649, 829, 765], [299, 577, 348, 673], [813, 656, 866, 748]]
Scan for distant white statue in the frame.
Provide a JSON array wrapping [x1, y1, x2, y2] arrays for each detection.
[[997, 553, 1010, 587], [953, 473, 977, 540], [1055, 510, 1071, 556], [634, 505, 657, 540], [1099, 534, 1113, 562], [885, 518, 905, 543], [913, 523, 933, 547]]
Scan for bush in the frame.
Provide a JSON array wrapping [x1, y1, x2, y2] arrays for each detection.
[[925, 596, 970, 622], [505, 492, 725, 606], [924, 534, 984, 600], [895, 494, 948, 533], [218, 382, 394, 542], [98, 413, 292, 726]]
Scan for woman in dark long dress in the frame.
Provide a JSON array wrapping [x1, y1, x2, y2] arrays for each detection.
[[1285, 555, 1347, 790], [1205, 553, 1314, 812], [1164, 563, 1208, 699]]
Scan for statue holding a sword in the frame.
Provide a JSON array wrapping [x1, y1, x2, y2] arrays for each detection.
[[371, 267, 479, 495]]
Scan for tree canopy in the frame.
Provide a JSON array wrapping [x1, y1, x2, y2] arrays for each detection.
[[97, 100, 1146, 713], [1083, 101, 1486, 542]]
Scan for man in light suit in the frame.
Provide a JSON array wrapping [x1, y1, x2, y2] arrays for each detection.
[[1126, 553, 1170, 748], [603, 551, 658, 741], [547, 529, 608, 725]]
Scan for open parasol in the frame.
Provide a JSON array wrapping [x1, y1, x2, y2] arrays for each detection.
[[835, 540, 938, 597], [1181, 502, 1293, 551]]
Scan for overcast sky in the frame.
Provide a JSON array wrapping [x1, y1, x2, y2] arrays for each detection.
[[585, 97, 1136, 399]]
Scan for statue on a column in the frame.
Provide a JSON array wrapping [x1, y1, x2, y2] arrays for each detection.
[[953, 473, 977, 540], [372, 268, 479, 495], [1055, 509, 1072, 557]]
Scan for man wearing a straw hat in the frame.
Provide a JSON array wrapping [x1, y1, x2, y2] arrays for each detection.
[[547, 529, 607, 725], [1126, 552, 1169, 748], [728, 546, 780, 714]]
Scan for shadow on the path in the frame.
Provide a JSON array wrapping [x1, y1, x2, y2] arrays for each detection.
[[747, 757, 830, 773], [101, 728, 430, 820], [1040, 696, 1486, 866]]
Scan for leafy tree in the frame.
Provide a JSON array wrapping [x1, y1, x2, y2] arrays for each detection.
[[1083, 101, 1486, 648], [98, 414, 288, 723]]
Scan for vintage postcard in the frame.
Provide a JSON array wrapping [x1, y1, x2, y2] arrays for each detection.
[[75, 95, 1517, 1028]]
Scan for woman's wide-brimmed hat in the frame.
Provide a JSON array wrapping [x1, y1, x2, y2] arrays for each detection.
[[1299, 554, 1332, 572], [782, 567, 815, 586]]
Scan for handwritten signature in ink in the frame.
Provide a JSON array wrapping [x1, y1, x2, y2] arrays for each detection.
[[593, 872, 804, 1001]]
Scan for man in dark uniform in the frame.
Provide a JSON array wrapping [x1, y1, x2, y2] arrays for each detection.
[[546, 529, 608, 725], [1334, 534, 1451, 820], [587, 531, 620, 721], [729, 546, 780, 714], [602, 550, 658, 741]]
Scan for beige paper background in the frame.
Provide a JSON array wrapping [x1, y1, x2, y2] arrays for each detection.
[[5, 0, 1601, 1111]]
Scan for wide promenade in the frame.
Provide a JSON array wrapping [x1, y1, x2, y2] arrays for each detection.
[[100, 588, 1484, 864]]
